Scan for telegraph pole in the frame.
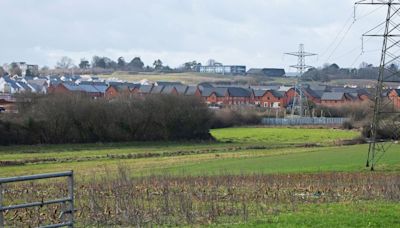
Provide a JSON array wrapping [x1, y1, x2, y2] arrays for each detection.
[[356, 0, 400, 170], [285, 44, 317, 116]]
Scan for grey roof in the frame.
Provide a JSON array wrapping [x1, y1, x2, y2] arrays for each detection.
[[150, 85, 164, 94], [185, 86, 198, 95], [3, 77, 20, 90], [201, 88, 227, 97], [253, 89, 268, 97], [16, 81, 32, 92], [303, 87, 323, 99], [201, 88, 215, 97], [321, 92, 345, 101], [27, 79, 47, 86], [139, 85, 153, 93], [174, 85, 188, 94], [161, 86, 176, 94], [63, 83, 100, 93], [27, 82, 44, 92], [93, 85, 108, 93], [214, 88, 228, 97], [308, 85, 328, 91], [109, 84, 129, 92], [156, 81, 183, 86], [270, 90, 285, 98], [227, 87, 251, 97]]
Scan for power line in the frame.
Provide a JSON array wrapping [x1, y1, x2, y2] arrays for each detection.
[[355, 0, 400, 171]]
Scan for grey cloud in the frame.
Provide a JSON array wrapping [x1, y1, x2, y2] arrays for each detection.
[[0, 0, 388, 69]]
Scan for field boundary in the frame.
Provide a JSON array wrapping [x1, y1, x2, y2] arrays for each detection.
[[262, 117, 349, 126]]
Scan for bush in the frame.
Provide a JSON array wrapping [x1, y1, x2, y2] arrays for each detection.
[[0, 94, 213, 145], [210, 109, 261, 128]]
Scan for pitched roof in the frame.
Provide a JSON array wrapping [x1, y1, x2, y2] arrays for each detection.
[[108, 84, 129, 92], [227, 87, 252, 97], [174, 85, 188, 94], [303, 87, 323, 99], [156, 81, 182, 86], [270, 90, 285, 98], [150, 85, 164, 94], [139, 85, 153, 93], [253, 89, 267, 97], [185, 86, 198, 95], [321, 92, 345, 101], [161, 86, 176, 94], [393, 89, 400, 96]]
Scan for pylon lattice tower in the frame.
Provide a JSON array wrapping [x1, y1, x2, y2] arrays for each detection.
[[285, 44, 317, 116], [356, 0, 400, 170]]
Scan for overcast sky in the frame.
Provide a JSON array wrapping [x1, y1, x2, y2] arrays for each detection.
[[0, 0, 390, 70]]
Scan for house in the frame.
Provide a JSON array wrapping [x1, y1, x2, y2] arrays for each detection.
[[224, 87, 252, 105], [247, 68, 286, 77], [201, 88, 226, 105], [161, 86, 178, 95], [201, 87, 252, 106], [105, 84, 130, 98], [49, 82, 104, 98], [184, 86, 202, 97], [320, 92, 355, 106], [302, 87, 324, 104], [0, 77, 23, 93], [0, 94, 16, 112], [174, 85, 189, 95], [150, 85, 165, 94], [388, 89, 400, 108], [253, 90, 285, 108], [134, 85, 154, 95], [198, 65, 246, 75]]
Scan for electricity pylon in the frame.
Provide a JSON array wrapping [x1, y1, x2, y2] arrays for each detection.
[[285, 44, 317, 117], [356, 0, 400, 171]]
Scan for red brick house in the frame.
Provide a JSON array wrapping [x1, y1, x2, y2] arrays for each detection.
[[202, 88, 226, 105], [105, 85, 130, 98], [320, 92, 354, 106], [185, 86, 202, 97], [224, 87, 252, 105], [388, 89, 400, 108], [49, 83, 104, 98], [253, 90, 285, 108]]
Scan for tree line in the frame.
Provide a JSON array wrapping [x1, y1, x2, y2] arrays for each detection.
[[302, 62, 400, 82], [0, 94, 213, 145]]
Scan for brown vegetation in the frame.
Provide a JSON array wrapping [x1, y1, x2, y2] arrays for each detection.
[[2, 170, 399, 227]]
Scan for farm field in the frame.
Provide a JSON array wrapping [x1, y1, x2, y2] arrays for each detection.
[[98, 71, 298, 85], [0, 127, 367, 177], [1, 127, 399, 227]]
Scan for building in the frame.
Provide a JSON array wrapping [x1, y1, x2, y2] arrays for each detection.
[[253, 90, 285, 108], [247, 68, 286, 77], [320, 92, 355, 106], [198, 65, 246, 75], [388, 89, 400, 108]]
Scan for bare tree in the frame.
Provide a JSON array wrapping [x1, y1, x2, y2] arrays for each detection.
[[56, 56, 74, 69]]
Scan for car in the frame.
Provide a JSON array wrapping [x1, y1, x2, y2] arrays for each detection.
[[0, 107, 5, 112]]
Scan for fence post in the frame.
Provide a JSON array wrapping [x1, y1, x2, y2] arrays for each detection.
[[68, 171, 74, 228], [0, 183, 3, 228]]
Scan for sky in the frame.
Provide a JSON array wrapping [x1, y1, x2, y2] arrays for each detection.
[[0, 0, 390, 70]]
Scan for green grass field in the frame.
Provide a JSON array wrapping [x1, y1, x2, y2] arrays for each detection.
[[1, 127, 399, 227], [98, 72, 298, 85], [0, 127, 370, 177]]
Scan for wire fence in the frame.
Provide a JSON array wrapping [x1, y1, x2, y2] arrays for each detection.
[[262, 117, 348, 126]]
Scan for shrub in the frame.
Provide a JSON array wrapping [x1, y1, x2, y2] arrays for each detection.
[[0, 94, 213, 145], [210, 108, 261, 128]]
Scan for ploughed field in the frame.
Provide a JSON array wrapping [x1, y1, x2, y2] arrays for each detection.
[[1, 127, 399, 227]]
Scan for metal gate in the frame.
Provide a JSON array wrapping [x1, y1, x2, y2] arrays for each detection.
[[0, 171, 74, 228]]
